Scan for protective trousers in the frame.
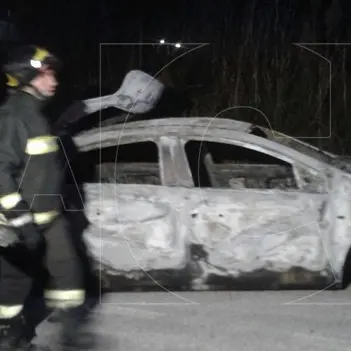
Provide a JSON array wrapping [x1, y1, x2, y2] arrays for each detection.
[[0, 242, 50, 343], [0, 214, 90, 350], [48, 209, 102, 323]]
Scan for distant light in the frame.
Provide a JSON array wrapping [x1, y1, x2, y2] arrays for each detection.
[[30, 59, 42, 68], [159, 39, 165, 44], [175, 43, 181, 48]]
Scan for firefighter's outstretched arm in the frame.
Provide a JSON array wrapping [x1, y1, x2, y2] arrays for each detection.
[[53, 70, 165, 130], [0, 115, 42, 249]]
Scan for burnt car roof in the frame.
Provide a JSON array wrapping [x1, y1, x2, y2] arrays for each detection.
[[76, 117, 350, 172]]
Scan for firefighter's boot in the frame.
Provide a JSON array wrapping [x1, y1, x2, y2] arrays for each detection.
[[0, 313, 49, 351], [57, 300, 98, 351]]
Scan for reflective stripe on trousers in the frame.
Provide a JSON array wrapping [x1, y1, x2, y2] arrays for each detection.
[[44, 290, 85, 309], [0, 305, 23, 319], [0, 210, 59, 227], [0, 289, 85, 317]]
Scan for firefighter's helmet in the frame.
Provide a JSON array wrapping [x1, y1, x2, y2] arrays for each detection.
[[3, 45, 60, 88]]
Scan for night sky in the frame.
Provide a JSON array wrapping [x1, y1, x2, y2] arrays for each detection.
[[1, 0, 351, 152]]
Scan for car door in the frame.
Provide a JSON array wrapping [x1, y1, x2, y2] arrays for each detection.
[[178, 133, 333, 288], [74, 134, 191, 278]]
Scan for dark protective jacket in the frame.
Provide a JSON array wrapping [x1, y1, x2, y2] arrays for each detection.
[[0, 90, 65, 229]]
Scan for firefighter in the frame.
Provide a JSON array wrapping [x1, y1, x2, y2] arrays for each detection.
[[0, 45, 99, 350]]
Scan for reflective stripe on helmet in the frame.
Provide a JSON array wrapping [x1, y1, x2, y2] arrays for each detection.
[[5, 73, 19, 87], [32, 48, 50, 62], [30, 48, 51, 69], [4, 46, 59, 88]]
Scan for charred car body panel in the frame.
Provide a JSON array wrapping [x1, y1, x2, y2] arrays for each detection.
[[72, 118, 351, 290]]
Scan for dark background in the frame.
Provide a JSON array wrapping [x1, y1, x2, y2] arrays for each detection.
[[1, 0, 351, 153]]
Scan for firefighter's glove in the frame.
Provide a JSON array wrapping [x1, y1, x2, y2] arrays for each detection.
[[0, 225, 18, 247], [18, 223, 43, 250], [7, 213, 44, 250]]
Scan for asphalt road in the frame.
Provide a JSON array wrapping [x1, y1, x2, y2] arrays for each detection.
[[37, 289, 351, 351]]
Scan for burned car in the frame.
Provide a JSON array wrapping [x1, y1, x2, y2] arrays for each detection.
[[65, 116, 351, 291]]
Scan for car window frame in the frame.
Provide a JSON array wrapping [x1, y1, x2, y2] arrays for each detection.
[[177, 133, 328, 193]]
